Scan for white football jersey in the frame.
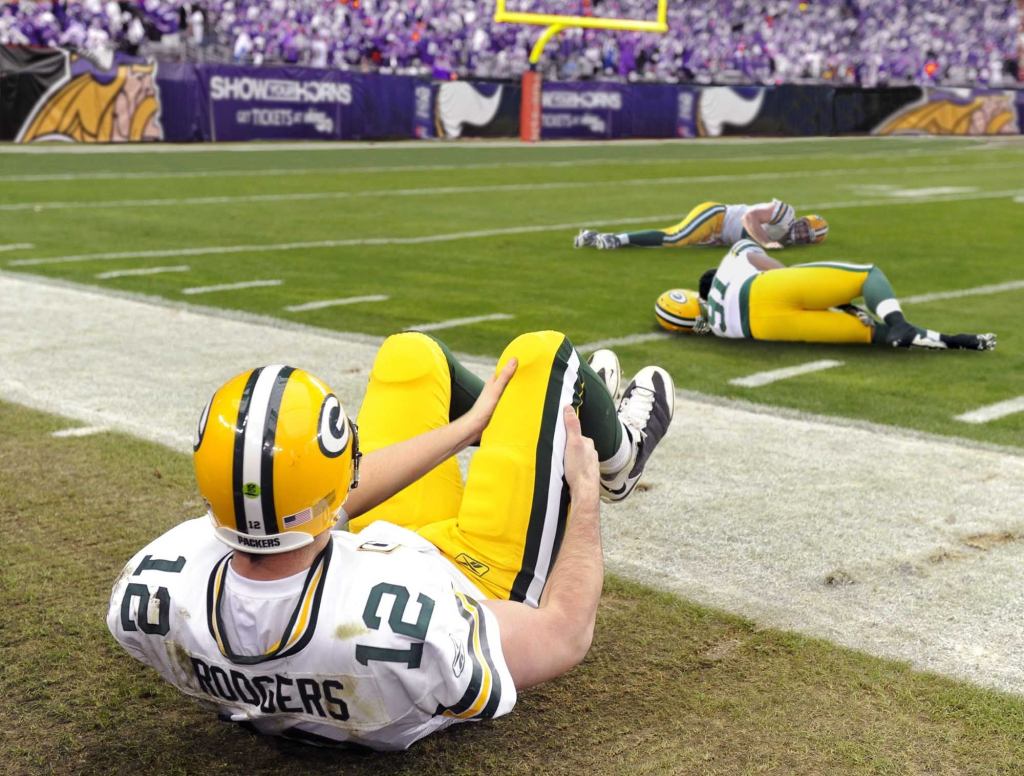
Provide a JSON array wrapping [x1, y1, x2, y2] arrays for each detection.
[[704, 240, 764, 339], [107, 518, 516, 751], [721, 199, 795, 245]]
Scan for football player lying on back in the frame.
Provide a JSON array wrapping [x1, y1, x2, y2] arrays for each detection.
[[575, 198, 828, 252], [108, 331, 675, 750], [654, 240, 996, 351]]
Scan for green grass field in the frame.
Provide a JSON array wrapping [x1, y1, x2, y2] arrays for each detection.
[[3, 137, 1024, 774], [2, 137, 1022, 447]]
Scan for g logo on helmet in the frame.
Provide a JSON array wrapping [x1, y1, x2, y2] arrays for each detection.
[[655, 288, 702, 333], [317, 394, 350, 458]]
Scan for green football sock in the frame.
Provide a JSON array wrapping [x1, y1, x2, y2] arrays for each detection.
[[424, 335, 485, 422], [625, 230, 667, 247], [862, 266, 898, 316], [577, 358, 623, 461]]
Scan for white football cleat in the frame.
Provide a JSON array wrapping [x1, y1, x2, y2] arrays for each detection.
[[586, 348, 622, 404], [595, 233, 623, 250], [600, 366, 675, 503], [574, 229, 599, 249]]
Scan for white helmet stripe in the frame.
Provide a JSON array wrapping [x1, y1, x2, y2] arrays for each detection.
[[240, 365, 289, 537], [656, 307, 696, 328]]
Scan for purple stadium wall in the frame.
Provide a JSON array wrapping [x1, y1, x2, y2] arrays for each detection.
[[2, 47, 1022, 142]]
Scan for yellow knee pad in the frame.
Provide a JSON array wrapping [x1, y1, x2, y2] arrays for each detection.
[[499, 330, 567, 371], [371, 332, 448, 385]]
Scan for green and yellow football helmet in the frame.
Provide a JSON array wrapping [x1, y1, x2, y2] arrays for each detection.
[[655, 289, 703, 333], [193, 366, 360, 554], [789, 214, 829, 244]]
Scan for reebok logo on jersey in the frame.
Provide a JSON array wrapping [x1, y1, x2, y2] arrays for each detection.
[[455, 553, 490, 577], [237, 535, 280, 549]]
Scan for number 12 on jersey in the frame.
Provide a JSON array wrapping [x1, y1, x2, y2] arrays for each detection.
[[356, 583, 435, 669]]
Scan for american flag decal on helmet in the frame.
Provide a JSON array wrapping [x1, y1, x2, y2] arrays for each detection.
[[282, 507, 313, 527]]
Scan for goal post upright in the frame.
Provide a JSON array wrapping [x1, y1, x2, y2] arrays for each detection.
[[494, 0, 669, 142]]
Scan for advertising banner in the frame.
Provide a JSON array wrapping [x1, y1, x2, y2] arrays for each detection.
[[540, 81, 628, 139], [1, 47, 162, 142], [202, 66, 351, 141], [4, 47, 1021, 143]]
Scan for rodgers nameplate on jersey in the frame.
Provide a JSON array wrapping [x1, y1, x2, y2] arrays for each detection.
[[107, 517, 516, 750]]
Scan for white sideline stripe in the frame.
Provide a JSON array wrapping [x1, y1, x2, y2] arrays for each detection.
[[181, 279, 282, 295], [0, 243, 33, 252], [576, 332, 673, 353], [284, 295, 389, 313], [6, 161, 1022, 213], [0, 152, 1014, 184], [5, 216, 680, 267], [903, 280, 1024, 305], [96, 265, 190, 280], [409, 313, 513, 332], [51, 425, 108, 438], [955, 397, 1024, 425], [730, 360, 845, 388]]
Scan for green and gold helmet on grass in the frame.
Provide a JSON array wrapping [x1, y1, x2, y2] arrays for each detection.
[[655, 289, 703, 333]]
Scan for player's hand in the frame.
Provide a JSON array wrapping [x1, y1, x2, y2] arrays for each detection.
[[763, 240, 783, 250], [562, 405, 599, 506], [461, 357, 517, 444]]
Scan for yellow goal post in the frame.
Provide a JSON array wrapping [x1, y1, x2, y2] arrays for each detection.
[[494, 0, 669, 141]]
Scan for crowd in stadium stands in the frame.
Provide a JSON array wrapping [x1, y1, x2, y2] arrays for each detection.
[[1, 0, 1020, 86]]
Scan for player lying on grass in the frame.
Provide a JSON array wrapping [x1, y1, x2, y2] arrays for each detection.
[[653, 239, 996, 350], [575, 198, 828, 251], [107, 331, 674, 750]]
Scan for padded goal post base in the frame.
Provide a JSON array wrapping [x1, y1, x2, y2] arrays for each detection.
[[520, 70, 542, 143]]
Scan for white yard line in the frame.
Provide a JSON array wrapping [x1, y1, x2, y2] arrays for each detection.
[[798, 187, 1024, 212], [903, 280, 1024, 305], [576, 332, 672, 353], [0, 243, 33, 252], [181, 279, 282, 295], [6, 217, 680, 267], [4, 271, 1024, 698], [4, 161, 1021, 213], [96, 265, 191, 280], [729, 360, 845, 388], [12, 184, 1024, 269], [51, 425, 109, 438], [0, 153, 1014, 184], [955, 396, 1024, 425], [409, 313, 513, 332], [283, 295, 389, 313]]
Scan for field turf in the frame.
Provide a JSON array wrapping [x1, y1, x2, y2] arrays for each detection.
[[1, 137, 1022, 446], [3, 137, 1024, 774]]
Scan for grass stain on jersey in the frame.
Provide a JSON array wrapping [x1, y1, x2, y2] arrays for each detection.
[[335, 621, 369, 640]]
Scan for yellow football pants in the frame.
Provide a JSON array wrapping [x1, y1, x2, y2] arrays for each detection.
[[349, 331, 582, 605], [748, 263, 874, 344], [662, 201, 727, 246]]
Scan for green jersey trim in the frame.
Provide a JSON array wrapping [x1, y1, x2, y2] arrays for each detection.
[[739, 275, 756, 339]]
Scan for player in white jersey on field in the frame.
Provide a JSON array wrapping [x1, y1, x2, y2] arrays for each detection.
[[108, 330, 675, 750], [652, 239, 996, 350], [575, 199, 829, 252]]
